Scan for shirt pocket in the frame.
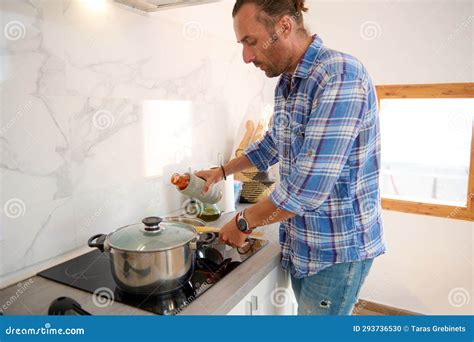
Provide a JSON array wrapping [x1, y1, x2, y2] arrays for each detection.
[[297, 201, 357, 256]]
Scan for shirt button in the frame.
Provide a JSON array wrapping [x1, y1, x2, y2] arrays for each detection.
[[307, 149, 313, 157], [284, 148, 289, 158]]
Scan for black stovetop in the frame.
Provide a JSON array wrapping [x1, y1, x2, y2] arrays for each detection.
[[38, 232, 268, 315]]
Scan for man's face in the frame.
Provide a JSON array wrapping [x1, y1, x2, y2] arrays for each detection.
[[233, 4, 292, 78]]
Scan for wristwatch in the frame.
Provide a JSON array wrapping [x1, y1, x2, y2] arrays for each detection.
[[236, 210, 252, 234]]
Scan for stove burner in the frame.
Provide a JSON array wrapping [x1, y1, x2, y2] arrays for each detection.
[[198, 232, 218, 245], [196, 246, 224, 266], [237, 238, 266, 255], [113, 281, 197, 315], [64, 252, 109, 280]]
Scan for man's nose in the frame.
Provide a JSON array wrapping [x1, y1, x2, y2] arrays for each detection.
[[242, 46, 256, 64]]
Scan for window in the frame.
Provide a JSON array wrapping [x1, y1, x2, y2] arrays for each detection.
[[376, 83, 474, 221]]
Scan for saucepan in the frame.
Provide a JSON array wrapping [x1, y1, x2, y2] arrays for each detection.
[[88, 216, 205, 295]]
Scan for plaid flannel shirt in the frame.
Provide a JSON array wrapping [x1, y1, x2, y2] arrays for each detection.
[[244, 35, 386, 278]]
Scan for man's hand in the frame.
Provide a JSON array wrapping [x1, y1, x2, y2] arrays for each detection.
[[219, 217, 247, 248], [195, 168, 224, 194]]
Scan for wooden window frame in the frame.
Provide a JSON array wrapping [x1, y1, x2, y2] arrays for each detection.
[[376, 83, 474, 222]]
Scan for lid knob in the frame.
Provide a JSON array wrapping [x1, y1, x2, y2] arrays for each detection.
[[142, 217, 163, 232]]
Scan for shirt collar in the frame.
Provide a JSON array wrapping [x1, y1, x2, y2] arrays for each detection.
[[288, 34, 324, 80]]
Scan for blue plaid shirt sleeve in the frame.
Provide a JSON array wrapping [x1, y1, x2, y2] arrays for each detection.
[[270, 73, 369, 215], [243, 131, 279, 172]]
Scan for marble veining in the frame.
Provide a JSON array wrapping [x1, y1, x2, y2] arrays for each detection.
[[0, 0, 275, 286]]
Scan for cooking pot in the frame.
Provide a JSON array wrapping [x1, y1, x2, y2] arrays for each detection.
[[87, 216, 199, 295]]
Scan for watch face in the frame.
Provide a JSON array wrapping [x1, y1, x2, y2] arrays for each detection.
[[237, 218, 248, 232]]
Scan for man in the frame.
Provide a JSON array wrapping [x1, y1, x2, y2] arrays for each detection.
[[196, 0, 386, 315]]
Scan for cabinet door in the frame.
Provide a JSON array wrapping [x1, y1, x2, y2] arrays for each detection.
[[227, 266, 296, 316], [227, 277, 272, 316], [265, 267, 298, 316]]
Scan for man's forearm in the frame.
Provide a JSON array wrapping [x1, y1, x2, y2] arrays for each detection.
[[223, 155, 254, 176], [244, 197, 296, 228], [222, 156, 294, 227]]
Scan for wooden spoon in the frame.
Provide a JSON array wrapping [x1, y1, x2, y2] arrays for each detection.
[[251, 119, 265, 144], [235, 120, 255, 157], [195, 226, 266, 240]]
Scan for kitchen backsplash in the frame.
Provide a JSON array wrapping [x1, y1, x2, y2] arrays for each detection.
[[0, 0, 277, 286]]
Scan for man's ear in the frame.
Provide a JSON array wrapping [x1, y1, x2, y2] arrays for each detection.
[[279, 16, 293, 38]]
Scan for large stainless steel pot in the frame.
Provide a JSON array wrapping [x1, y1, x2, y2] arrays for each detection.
[[88, 216, 198, 295]]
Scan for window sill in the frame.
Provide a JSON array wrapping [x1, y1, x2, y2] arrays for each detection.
[[382, 198, 474, 222]]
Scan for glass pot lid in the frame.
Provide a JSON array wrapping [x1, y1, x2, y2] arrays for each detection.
[[107, 217, 197, 252]]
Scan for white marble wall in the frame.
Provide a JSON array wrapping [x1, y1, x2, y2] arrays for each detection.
[[0, 0, 277, 286]]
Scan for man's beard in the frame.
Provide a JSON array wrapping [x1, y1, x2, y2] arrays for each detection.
[[259, 39, 292, 78], [262, 55, 292, 78]]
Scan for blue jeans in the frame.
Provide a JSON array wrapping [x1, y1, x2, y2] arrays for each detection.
[[290, 259, 374, 315]]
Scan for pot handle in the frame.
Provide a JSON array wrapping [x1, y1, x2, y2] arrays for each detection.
[[88, 234, 106, 253], [190, 236, 199, 251]]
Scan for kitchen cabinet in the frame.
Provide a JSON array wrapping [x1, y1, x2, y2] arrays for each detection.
[[227, 266, 298, 316]]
